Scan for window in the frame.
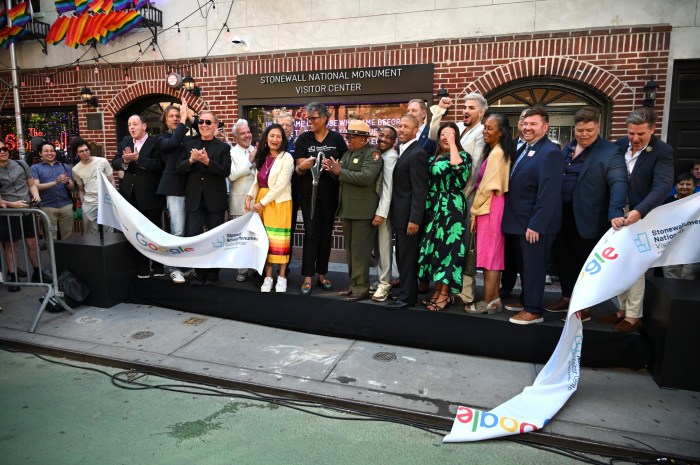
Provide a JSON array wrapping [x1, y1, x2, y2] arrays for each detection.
[[487, 78, 610, 146]]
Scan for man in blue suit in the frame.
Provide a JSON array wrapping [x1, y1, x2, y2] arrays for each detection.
[[598, 107, 674, 333], [406, 99, 437, 157], [546, 107, 628, 320], [502, 108, 564, 325]]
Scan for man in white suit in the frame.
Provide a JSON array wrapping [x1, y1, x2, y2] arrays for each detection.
[[228, 119, 257, 282]]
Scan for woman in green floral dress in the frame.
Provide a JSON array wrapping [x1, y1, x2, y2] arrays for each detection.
[[418, 122, 472, 312]]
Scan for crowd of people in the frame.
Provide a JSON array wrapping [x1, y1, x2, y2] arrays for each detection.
[[1, 93, 698, 333]]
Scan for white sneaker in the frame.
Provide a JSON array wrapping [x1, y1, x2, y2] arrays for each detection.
[[170, 270, 185, 284], [275, 276, 287, 293], [261, 277, 273, 292], [371, 286, 391, 302]]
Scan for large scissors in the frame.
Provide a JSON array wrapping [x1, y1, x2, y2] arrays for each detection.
[[309, 151, 325, 220]]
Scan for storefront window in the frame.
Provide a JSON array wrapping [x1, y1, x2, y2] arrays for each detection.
[[245, 102, 410, 144], [0, 108, 78, 159]]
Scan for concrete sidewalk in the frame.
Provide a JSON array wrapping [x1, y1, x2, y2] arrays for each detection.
[[0, 262, 698, 461]]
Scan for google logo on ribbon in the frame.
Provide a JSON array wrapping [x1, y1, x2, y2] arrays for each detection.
[[455, 406, 546, 434], [136, 232, 194, 254]]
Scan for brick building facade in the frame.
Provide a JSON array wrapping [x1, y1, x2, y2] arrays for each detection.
[[4, 25, 672, 249]]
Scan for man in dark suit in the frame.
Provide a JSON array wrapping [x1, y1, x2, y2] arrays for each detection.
[[176, 110, 232, 286], [598, 107, 674, 333], [384, 114, 429, 310], [546, 107, 628, 320], [112, 114, 165, 278], [502, 108, 564, 325]]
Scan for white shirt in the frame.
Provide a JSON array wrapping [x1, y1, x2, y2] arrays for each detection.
[[399, 138, 417, 156], [625, 144, 648, 174], [133, 134, 148, 153]]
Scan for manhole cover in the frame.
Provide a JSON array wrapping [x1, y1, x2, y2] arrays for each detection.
[[373, 351, 397, 362], [131, 331, 154, 339]]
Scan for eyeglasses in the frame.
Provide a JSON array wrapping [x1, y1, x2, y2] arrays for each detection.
[[307, 116, 321, 122], [0, 147, 8, 152], [199, 119, 214, 126]]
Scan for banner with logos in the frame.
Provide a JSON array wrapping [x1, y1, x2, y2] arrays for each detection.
[[444, 192, 700, 442], [97, 172, 269, 272]]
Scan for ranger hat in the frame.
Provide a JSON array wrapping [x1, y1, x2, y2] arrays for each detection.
[[344, 120, 371, 137]]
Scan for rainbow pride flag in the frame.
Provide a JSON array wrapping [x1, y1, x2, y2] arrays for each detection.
[[74, 0, 88, 15], [0, 25, 29, 48], [112, 0, 128, 11], [46, 14, 71, 44], [55, 0, 75, 14], [7, 2, 31, 27]]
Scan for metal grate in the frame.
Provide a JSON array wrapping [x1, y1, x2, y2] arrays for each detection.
[[131, 331, 154, 339], [372, 351, 397, 362]]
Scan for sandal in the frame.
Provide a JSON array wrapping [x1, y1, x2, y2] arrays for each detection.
[[485, 299, 504, 314], [317, 277, 332, 290], [464, 301, 489, 315], [422, 293, 440, 306], [300, 282, 312, 295], [427, 295, 451, 312]]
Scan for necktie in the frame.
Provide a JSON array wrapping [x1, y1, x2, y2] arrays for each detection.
[[511, 144, 529, 174]]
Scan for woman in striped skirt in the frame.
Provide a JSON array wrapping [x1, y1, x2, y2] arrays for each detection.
[[245, 123, 295, 292]]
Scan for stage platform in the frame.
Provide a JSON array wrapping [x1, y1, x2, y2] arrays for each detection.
[[126, 268, 651, 369]]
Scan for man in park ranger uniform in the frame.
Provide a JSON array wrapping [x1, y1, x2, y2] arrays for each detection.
[[324, 120, 383, 302]]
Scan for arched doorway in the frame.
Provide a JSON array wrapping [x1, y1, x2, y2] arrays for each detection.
[[114, 94, 195, 144], [486, 78, 611, 146]]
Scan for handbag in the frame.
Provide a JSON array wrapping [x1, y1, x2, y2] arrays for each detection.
[[464, 232, 477, 277]]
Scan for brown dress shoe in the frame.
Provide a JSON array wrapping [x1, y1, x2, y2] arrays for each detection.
[[597, 313, 624, 324], [338, 288, 352, 297], [545, 297, 570, 313], [614, 319, 642, 333], [346, 290, 370, 302]]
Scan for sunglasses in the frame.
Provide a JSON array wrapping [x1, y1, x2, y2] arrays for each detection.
[[199, 119, 214, 126], [0, 147, 8, 152]]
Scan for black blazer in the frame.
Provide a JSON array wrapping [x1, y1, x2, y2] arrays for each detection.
[[390, 141, 429, 229], [176, 137, 232, 213], [156, 123, 189, 196], [566, 137, 628, 239], [112, 135, 164, 211], [502, 137, 563, 235], [615, 135, 674, 218]]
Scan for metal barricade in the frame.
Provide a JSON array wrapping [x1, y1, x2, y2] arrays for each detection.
[[0, 207, 74, 332]]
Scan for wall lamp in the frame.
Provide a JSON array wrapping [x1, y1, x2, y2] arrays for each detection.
[[182, 75, 201, 97], [80, 86, 98, 108], [643, 79, 658, 108], [231, 35, 250, 51]]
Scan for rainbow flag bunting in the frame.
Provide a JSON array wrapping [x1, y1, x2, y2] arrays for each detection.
[[46, 14, 71, 44], [133, 0, 149, 9], [88, 0, 113, 13], [7, 2, 31, 27], [55, 0, 75, 14], [65, 12, 88, 47], [74, 0, 88, 15]]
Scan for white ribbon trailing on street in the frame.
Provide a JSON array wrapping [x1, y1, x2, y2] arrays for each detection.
[[444, 192, 700, 442], [97, 172, 269, 272]]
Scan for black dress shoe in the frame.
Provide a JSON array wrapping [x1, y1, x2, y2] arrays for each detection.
[[384, 299, 410, 310], [191, 274, 206, 286], [346, 291, 369, 302], [16, 268, 28, 278]]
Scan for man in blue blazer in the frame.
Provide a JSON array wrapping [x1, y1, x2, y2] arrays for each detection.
[[502, 108, 564, 325], [406, 99, 437, 158], [547, 107, 628, 320], [598, 107, 674, 333]]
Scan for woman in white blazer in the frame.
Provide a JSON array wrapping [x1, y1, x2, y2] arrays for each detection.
[[245, 123, 294, 293]]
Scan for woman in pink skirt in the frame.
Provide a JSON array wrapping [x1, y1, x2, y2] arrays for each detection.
[[466, 113, 512, 315]]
